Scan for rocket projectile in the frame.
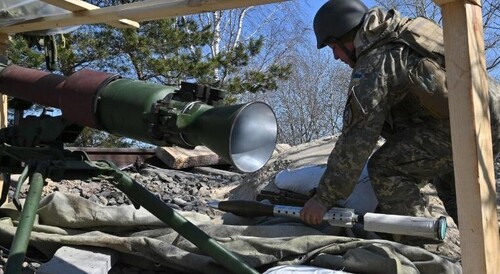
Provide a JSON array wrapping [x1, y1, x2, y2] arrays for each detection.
[[208, 200, 275, 218], [209, 200, 448, 241]]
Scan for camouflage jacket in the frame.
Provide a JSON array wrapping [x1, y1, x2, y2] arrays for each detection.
[[313, 8, 453, 207]]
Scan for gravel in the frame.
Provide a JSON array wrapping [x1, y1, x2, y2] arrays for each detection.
[[0, 164, 245, 274]]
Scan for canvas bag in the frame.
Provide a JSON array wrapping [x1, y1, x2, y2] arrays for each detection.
[[398, 17, 450, 119]]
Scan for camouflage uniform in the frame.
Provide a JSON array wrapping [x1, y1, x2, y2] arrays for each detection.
[[313, 8, 500, 259]]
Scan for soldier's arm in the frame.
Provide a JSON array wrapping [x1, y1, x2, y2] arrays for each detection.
[[313, 46, 409, 208]]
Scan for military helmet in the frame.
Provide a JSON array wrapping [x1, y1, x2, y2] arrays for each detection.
[[313, 0, 369, 49]]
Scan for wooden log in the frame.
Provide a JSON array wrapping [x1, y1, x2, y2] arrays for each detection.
[[433, 0, 500, 273], [155, 146, 226, 170]]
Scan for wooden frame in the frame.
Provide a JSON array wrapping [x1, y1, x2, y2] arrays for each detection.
[[0, 0, 286, 34], [0, 33, 7, 207], [39, 0, 140, 28], [433, 0, 499, 273]]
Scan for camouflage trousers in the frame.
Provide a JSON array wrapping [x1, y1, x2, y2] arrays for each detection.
[[367, 121, 462, 259]]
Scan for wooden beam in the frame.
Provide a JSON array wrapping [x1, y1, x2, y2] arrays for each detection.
[[434, 0, 481, 5], [0, 0, 286, 34], [434, 0, 500, 273], [0, 33, 8, 207], [39, 0, 139, 29], [0, 34, 8, 129]]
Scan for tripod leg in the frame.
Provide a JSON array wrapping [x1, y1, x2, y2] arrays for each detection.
[[5, 172, 44, 274], [110, 169, 259, 274]]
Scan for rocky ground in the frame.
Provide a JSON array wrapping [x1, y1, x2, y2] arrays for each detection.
[[0, 164, 245, 274], [0, 155, 499, 274]]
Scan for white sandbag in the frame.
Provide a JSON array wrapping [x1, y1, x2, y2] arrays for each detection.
[[275, 165, 327, 196], [274, 163, 378, 215]]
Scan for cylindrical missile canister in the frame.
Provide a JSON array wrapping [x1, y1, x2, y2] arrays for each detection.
[[363, 213, 447, 240], [96, 78, 176, 144]]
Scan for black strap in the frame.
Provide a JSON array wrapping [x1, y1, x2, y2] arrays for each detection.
[[337, 42, 357, 63]]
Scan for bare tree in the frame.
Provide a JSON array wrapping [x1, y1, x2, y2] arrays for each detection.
[[233, 1, 353, 145], [192, 2, 306, 88], [482, 0, 500, 72], [374, 0, 500, 76], [241, 45, 351, 145]]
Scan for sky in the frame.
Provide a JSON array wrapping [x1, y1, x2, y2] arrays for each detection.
[[303, 0, 377, 18]]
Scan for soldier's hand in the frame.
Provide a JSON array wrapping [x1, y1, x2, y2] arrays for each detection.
[[300, 198, 327, 225]]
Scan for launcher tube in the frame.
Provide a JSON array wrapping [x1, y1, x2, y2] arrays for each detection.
[[0, 65, 118, 128]]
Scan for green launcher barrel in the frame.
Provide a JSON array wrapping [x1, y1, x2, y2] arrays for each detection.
[[0, 65, 278, 172]]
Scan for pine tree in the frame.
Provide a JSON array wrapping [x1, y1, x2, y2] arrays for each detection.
[[6, 3, 290, 147]]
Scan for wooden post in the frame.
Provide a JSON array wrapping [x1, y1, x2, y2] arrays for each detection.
[[0, 33, 8, 207], [433, 0, 500, 273]]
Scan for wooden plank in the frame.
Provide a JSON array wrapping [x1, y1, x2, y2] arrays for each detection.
[[0, 33, 8, 129], [0, 0, 286, 34], [434, 0, 481, 5], [0, 33, 8, 207], [156, 143, 290, 170], [39, 0, 139, 29], [155, 146, 226, 169], [435, 0, 500, 273]]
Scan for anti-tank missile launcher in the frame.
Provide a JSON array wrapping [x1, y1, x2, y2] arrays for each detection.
[[0, 64, 277, 274], [0, 65, 278, 172]]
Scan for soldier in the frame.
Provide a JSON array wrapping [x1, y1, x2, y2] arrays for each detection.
[[300, 0, 500, 259]]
